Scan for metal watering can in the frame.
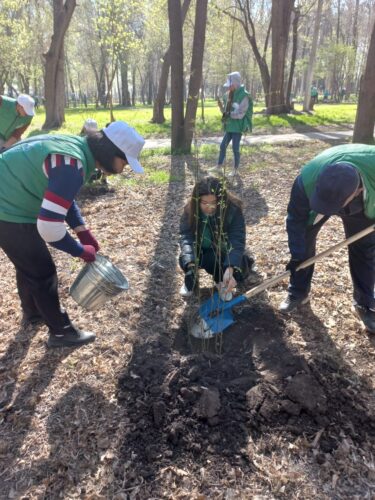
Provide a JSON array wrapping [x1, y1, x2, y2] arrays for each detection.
[[70, 254, 129, 310]]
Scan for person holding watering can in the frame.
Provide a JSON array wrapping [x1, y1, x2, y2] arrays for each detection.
[[0, 121, 144, 347]]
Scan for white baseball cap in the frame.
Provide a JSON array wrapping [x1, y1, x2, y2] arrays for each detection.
[[223, 71, 241, 88], [17, 94, 35, 116], [103, 121, 145, 173]]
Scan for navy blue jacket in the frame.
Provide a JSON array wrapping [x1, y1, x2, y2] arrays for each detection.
[[287, 174, 365, 259]]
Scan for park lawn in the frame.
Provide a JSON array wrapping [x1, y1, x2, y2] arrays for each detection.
[[28, 101, 357, 139]]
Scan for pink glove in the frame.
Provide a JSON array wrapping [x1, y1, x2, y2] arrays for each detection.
[[80, 245, 97, 262], [77, 229, 100, 251]]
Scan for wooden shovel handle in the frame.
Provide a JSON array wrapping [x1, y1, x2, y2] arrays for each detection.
[[244, 224, 375, 300]]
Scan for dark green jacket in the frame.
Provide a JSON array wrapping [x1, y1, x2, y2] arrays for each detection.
[[179, 203, 246, 269]]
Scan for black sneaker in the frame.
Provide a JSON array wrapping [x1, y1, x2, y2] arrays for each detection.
[[353, 305, 375, 333], [279, 294, 309, 314], [47, 324, 96, 348]]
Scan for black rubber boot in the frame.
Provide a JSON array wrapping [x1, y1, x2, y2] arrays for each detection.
[[47, 324, 96, 348]]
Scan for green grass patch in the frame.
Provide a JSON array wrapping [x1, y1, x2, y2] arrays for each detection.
[[27, 101, 357, 141]]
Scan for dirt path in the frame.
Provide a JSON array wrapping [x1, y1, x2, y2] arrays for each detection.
[[0, 138, 374, 499]]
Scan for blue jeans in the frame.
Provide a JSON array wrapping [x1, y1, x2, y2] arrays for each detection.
[[218, 132, 242, 168]]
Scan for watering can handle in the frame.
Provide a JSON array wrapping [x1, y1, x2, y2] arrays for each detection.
[[244, 223, 375, 300]]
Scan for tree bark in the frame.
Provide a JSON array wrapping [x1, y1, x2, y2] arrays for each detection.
[[168, 0, 185, 153], [227, 2, 271, 106], [267, 0, 294, 114], [303, 0, 323, 112], [183, 0, 208, 152], [43, 0, 76, 129], [120, 60, 131, 106], [353, 18, 375, 143], [286, 7, 300, 109], [152, 0, 191, 124]]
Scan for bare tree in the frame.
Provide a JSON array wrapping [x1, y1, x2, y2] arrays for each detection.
[[286, 6, 300, 109], [353, 17, 375, 143], [303, 0, 324, 112], [223, 1, 271, 107], [266, 0, 294, 114], [183, 0, 208, 151], [152, 0, 191, 124], [168, 0, 184, 152], [43, 0, 76, 129]]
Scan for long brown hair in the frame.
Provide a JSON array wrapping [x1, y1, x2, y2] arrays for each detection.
[[184, 176, 242, 233]]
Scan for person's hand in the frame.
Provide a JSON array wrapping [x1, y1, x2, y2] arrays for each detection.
[[286, 258, 304, 276], [80, 245, 97, 262], [77, 229, 100, 251], [223, 267, 237, 293], [184, 264, 196, 292]]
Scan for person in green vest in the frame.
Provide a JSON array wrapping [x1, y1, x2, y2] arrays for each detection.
[[209, 72, 253, 178], [279, 143, 375, 334], [0, 121, 145, 348], [310, 85, 319, 110], [0, 94, 35, 151]]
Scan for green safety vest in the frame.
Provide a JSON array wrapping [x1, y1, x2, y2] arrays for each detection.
[[223, 85, 253, 134], [0, 96, 33, 140], [0, 135, 97, 223], [301, 143, 375, 223]]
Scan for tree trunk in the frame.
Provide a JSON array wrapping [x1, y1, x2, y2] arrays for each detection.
[[303, 0, 323, 112], [151, 49, 170, 123], [267, 0, 294, 114], [353, 18, 375, 143], [152, 0, 191, 124], [120, 60, 131, 106], [168, 0, 185, 153], [183, 0, 208, 152], [43, 0, 76, 129], [286, 7, 300, 109], [131, 67, 136, 106]]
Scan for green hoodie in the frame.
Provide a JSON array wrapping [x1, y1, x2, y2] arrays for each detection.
[[0, 134, 97, 223]]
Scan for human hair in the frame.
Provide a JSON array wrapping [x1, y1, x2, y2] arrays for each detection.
[[184, 176, 242, 233], [86, 131, 127, 174]]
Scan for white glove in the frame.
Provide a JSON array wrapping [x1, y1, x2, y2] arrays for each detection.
[[222, 267, 237, 293]]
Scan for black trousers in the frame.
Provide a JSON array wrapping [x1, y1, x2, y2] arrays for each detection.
[[0, 221, 69, 330], [288, 211, 375, 309]]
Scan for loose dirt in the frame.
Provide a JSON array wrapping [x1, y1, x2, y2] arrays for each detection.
[[0, 138, 374, 499]]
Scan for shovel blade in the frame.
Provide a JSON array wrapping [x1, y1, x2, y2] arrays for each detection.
[[198, 292, 248, 335]]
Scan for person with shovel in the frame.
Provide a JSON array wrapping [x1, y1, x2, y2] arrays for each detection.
[[0, 121, 145, 347], [179, 176, 254, 300], [280, 143, 375, 333], [209, 72, 253, 178]]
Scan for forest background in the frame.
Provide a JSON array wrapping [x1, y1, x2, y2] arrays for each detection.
[[1, 0, 374, 147]]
